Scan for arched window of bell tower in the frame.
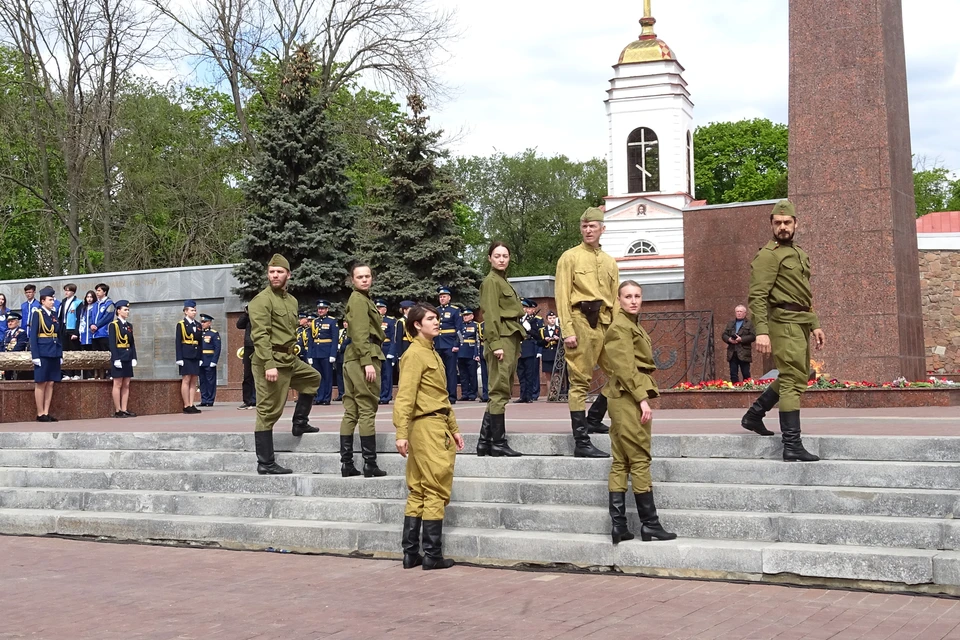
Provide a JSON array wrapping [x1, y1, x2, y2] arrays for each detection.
[[627, 127, 660, 193]]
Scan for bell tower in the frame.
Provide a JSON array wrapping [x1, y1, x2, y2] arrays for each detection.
[[605, 0, 695, 212]]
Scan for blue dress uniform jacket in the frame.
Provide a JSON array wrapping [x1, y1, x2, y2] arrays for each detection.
[[175, 318, 202, 376], [458, 321, 480, 360], [91, 298, 115, 340], [517, 313, 544, 401], [4, 327, 28, 352], [457, 321, 480, 401], [20, 299, 39, 338], [199, 327, 221, 404], [519, 314, 544, 358], [310, 315, 338, 404], [379, 315, 398, 402], [296, 325, 310, 362], [108, 319, 138, 379], [434, 304, 464, 403], [29, 308, 62, 359], [540, 323, 562, 372]]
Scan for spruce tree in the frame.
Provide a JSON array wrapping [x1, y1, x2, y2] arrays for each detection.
[[361, 95, 481, 309], [232, 46, 356, 304]]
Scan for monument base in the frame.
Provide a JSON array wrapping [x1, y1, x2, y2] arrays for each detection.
[[0, 379, 184, 423], [655, 388, 960, 410]]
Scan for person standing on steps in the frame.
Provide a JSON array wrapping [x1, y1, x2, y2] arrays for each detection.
[[602, 281, 676, 544], [30, 287, 61, 422], [395, 303, 465, 571], [339, 264, 387, 478], [175, 300, 203, 414], [515, 299, 543, 403], [554, 207, 617, 458], [310, 300, 338, 406], [90, 283, 115, 380], [456, 308, 479, 402], [247, 254, 321, 475], [434, 287, 463, 403], [198, 314, 222, 407], [108, 301, 138, 418], [741, 200, 825, 463], [235, 305, 257, 409], [377, 299, 397, 405], [476, 241, 522, 457]]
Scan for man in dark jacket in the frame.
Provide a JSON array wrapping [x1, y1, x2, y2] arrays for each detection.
[[721, 304, 756, 382], [235, 305, 256, 409]]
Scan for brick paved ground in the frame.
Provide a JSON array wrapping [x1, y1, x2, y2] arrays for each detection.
[[1, 536, 959, 640], [0, 400, 957, 436]]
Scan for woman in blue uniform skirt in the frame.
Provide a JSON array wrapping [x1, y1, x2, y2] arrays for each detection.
[[109, 300, 138, 418], [29, 287, 62, 422]]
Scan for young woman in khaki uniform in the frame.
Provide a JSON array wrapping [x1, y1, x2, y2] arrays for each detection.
[[602, 280, 676, 544], [476, 241, 523, 457], [394, 304, 465, 570]]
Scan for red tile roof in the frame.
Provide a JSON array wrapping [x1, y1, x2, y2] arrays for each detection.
[[916, 211, 960, 233]]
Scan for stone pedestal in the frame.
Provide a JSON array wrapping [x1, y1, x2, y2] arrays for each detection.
[[788, 0, 925, 381], [0, 380, 183, 423]]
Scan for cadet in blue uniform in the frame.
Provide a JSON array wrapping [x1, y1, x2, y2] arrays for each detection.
[[90, 283, 115, 379], [377, 299, 397, 404], [477, 321, 489, 402], [457, 308, 480, 401], [175, 299, 202, 414], [3, 311, 28, 380], [516, 299, 544, 403], [109, 300, 138, 418], [335, 320, 349, 401], [20, 284, 40, 339], [434, 287, 463, 403], [396, 301, 415, 361], [30, 287, 62, 422], [198, 313, 222, 406], [310, 299, 338, 405]]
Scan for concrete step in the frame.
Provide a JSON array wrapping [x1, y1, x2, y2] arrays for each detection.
[[4, 432, 960, 462], [4, 466, 960, 520], [0, 449, 957, 490], [3, 486, 959, 550], [2, 507, 959, 592]]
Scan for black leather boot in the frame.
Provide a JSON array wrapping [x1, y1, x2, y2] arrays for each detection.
[[609, 492, 634, 545], [780, 410, 819, 462], [360, 435, 387, 477], [634, 490, 676, 541], [741, 387, 778, 436], [571, 411, 609, 458], [340, 435, 361, 477], [476, 411, 492, 457], [291, 392, 319, 436], [421, 520, 454, 570], [586, 395, 610, 434], [255, 430, 292, 475], [489, 413, 521, 457], [401, 515, 423, 569]]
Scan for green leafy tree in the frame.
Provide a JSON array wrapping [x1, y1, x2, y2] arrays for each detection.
[[360, 95, 481, 308], [693, 118, 788, 205], [452, 151, 606, 276], [232, 47, 357, 304], [913, 158, 960, 217]]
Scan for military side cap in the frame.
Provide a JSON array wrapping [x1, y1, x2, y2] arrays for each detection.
[[116, 300, 131, 309], [580, 207, 604, 223], [268, 253, 291, 270], [375, 299, 387, 307], [38, 286, 56, 298], [6, 311, 21, 320], [546, 310, 557, 317], [521, 298, 538, 307], [437, 286, 451, 295], [399, 300, 415, 309], [462, 308, 474, 315], [771, 199, 796, 218], [200, 313, 214, 322], [316, 299, 330, 308], [183, 299, 197, 308]]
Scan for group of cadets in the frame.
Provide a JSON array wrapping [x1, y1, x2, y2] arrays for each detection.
[[173, 300, 223, 413]]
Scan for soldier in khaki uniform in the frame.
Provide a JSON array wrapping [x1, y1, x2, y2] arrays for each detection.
[[340, 264, 387, 477], [741, 200, 825, 462], [554, 207, 613, 458], [248, 254, 321, 475], [476, 241, 522, 457], [602, 280, 676, 544], [395, 304, 465, 570]]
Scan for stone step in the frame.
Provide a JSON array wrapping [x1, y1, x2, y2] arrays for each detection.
[[2, 486, 959, 550], [2, 507, 958, 592], [3, 467, 960, 519], [0, 449, 956, 490], [4, 432, 960, 462]]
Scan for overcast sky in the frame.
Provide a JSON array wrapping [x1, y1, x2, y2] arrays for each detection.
[[426, 0, 960, 172]]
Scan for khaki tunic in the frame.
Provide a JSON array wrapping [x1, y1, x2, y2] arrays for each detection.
[[479, 269, 524, 415], [248, 285, 320, 432], [601, 309, 660, 493], [554, 242, 619, 411], [341, 289, 385, 436], [394, 337, 460, 520], [748, 240, 821, 412]]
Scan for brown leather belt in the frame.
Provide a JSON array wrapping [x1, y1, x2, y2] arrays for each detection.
[[421, 409, 450, 418], [774, 303, 811, 312], [272, 344, 295, 354]]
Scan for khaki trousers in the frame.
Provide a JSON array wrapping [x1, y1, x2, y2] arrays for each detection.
[[769, 322, 811, 412], [485, 333, 520, 415], [252, 359, 321, 432], [340, 359, 381, 436], [404, 415, 457, 520], [607, 393, 652, 493], [564, 311, 608, 412]]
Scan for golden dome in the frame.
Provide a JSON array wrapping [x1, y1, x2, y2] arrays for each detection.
[[618, 1, 677, 65]]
